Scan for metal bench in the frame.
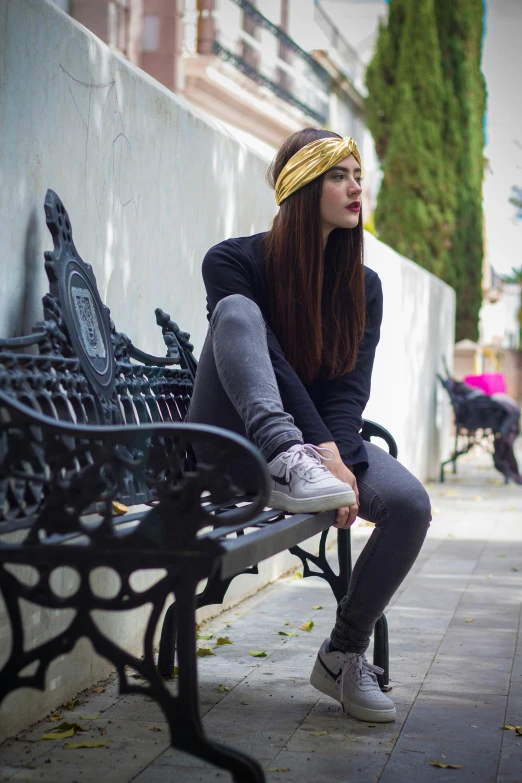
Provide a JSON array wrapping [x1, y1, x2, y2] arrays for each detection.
[[438, 371, 520, 484], [0, 190, 397, 783]]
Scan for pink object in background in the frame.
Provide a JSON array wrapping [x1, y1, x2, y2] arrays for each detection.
[[464, 373, 507, 395]]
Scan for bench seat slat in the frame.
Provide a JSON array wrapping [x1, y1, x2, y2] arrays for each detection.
[[217, 509, 334, 580]]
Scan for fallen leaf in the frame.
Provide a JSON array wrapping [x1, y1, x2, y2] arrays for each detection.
[[496, 554, 507, 558], [217, 684, 230, 693], [41, 728, 75, 741], [299, 621, 314, 632], [517, 728, 522, 737], [502, 724, 522, 731], [293, 570, 303, 579], [130, 674, 145, 680], [216, 637, 233, 645], [197, 634, 213, 641], [48, 720, 85, 732], [512, 568, 520, 572], [149, 727, 162, 732], [277, 630, 298, 636], [64, 741, 108, 749], [284, 622, 291, 626], [248, 650, 267, 657], [49, 715, 63, 722], [367, 723, 377, 728], [465, 618, 474, 623], [112, 501, 128, 515], [79, 714, 101, 721], [312, 605, 323, 610], [240, 701, 249, 705], [93, 687, 105, 694], [429, 761, 465, 769], [173, 666, 179, 677], [62, 699, 81, 711], [310, 731, 327, 737], [473, 496, 483, 502], [196, 647, 215, 657], [470, 725, 477, 728]]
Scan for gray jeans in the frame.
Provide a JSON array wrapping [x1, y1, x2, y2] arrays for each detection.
[[187, 294, 431, 653]]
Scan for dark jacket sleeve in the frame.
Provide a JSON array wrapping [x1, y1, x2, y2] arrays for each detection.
[[202, 241, 333, 446], [311, 273, 383, 469]]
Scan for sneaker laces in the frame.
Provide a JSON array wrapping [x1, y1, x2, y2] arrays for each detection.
[[337, 654, 384, 701], [278, 444, 335, 482]]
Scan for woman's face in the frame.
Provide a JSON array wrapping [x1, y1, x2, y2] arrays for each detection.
[[319, 154, 363, 238]]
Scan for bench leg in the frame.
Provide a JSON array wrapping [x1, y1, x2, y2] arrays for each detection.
[[173, 577, 266, 783], [158, 600, 177, 677], [373, 615, 391, 691]]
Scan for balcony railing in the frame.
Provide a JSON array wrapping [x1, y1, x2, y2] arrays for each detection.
[[313, 0, 365, 94], [199, 0, 331, 125]]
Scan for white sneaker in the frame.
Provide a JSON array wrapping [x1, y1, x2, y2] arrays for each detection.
[[267, 444, 356, 513], [310, 638, 396, 722]]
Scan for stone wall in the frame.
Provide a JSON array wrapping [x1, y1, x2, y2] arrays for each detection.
[[0, 0, 455, 737]]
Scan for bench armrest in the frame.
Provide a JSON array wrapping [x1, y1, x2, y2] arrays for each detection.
[[361, 418, 398, 459], [0, 391, 269, 549]]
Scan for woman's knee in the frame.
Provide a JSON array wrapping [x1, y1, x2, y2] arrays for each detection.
[[388, 483, 432, 533], [211, 294, 263, 330], [369, 480, 431, 531]]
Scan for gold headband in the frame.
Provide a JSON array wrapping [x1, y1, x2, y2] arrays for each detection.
[[274, 136, 362, 206]]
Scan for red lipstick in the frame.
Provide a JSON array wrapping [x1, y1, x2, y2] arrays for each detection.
[[347, 202, 360, 212]]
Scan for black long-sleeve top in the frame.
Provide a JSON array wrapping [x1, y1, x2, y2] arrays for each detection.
[[202, 232, 383, 469]]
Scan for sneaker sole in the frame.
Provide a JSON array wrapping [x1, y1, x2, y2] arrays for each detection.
[[310, 668, 396, 723], [268, 488, 356, 513]]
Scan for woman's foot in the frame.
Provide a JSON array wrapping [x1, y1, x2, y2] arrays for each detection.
[[267, 444, 356, 513], [310, 638, 396, 722]]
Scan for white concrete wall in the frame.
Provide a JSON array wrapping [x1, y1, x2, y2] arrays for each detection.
[[0, 0, 454, 738], [364, 234, 455, 483]]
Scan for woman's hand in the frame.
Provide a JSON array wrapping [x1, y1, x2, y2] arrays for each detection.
[[317, 441, 359, 529]]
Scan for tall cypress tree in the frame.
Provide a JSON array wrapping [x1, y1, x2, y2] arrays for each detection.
[[366, 0, 486, 338], [366, 0, 456, 282], [435, 0, 486, 341]]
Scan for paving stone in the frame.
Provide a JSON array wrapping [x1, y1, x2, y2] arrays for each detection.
[[9, 720, 170, 782], [421, 653, 513, 695], [264, 749, 387, 783]]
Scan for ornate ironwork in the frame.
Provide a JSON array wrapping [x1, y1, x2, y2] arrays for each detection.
[[43, 190, 115, 398], [155, 308, 198, 382]]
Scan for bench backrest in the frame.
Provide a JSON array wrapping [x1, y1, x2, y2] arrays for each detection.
[[0, 190, 200, 514]]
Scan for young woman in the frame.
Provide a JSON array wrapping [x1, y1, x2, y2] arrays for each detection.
[[186, 128, 431, 723]]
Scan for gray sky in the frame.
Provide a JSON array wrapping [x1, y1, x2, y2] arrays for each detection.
[[482, 0, 522, 276]]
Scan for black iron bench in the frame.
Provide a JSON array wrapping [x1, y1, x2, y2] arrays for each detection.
[[438, 371, 520, 484], [0, 190, 397, 783]]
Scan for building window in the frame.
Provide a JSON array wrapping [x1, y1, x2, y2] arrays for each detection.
[[142, 14, 160, 52], [50, 0, 71, 11], [109, 0, 129, 56]]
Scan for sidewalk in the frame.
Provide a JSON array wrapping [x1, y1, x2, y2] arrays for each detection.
[[1, 445, 521, 783]]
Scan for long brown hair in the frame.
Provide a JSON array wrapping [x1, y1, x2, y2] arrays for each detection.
[[264, 128, 366, 384]]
